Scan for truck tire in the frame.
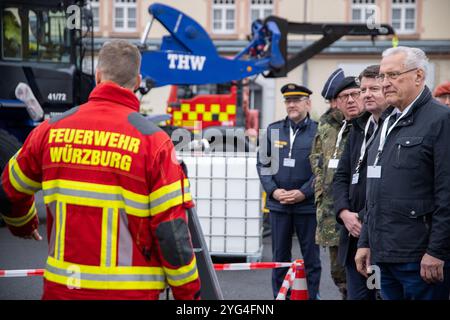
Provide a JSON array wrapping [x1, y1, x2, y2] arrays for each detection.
[[0, 129, 21, 171], [0, 130, 22, 227]]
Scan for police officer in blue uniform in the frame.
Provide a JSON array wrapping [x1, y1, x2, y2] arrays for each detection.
[[257, 83, 321, 299]]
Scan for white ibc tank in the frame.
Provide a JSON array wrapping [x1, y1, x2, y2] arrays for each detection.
[[181, 152, 262, 260]]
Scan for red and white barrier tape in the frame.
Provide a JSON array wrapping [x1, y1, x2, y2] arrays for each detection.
[[213, 262, 293, 271], [0, 260, 303, 278], [0, 269, 44, 277]]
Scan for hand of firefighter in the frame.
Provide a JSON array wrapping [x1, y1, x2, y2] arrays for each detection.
[[355, 248, 371, 278], [420, 253, 444, 284], [279, 190, 306, 204], [21, 229, 42, 241], [339, 209, 362, 237]]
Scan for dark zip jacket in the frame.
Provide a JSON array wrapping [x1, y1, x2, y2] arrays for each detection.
[[257, 116, 317, 214], [358, 87, 450, 263]]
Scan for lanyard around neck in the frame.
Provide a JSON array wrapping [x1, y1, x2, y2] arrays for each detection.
[[372, 110, 405, 166], [289, 126, 299, 158], [355, 116, 377, 173], [332, 120, 347, 159]]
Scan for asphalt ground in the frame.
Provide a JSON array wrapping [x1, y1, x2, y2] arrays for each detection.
[[0, 192, 340, 300]]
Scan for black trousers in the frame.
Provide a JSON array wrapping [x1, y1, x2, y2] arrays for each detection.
[[345, 243, 376, 300], [270, 211, 321, 299]]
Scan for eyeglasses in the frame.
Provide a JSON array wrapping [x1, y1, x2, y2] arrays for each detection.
[[376, 68, 418, 82], [337, 91, 361, 102], [284, 97, 309, 104]]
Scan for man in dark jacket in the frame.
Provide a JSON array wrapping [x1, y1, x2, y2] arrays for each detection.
[[333, 65, 388, 299], [355, 46, 450, 300], [257, 83, 321, 299]]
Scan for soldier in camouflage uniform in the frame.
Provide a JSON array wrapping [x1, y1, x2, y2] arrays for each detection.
[[310, 74, 364, 299]]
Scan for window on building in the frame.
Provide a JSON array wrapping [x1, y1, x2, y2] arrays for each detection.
[[391, 0, 416, 34], [90, 0, 100, 32], [212, 0, 235, 34], [351, 0, 376, 24], [250, 0, 273, 23], [114, 0, 136, 32]]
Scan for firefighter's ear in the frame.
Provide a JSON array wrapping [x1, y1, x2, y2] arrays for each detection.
[[133, 74, 142, 91], [95, 69, 102, 85]]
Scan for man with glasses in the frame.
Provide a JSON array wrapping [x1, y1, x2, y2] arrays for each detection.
[[311, 75, 364, 299], [356, 46, 450, 300], [257, 83, 321, 299], [433, 81, 450, 107], [333, 65, 389, 299]]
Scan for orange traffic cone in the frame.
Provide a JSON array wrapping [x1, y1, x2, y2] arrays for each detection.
[[290, 260, 308, 300]]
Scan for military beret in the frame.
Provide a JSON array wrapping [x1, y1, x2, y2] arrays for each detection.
[[333, 76, 360, 99], [321, 68, 345, 100], [281, 83, 312, 98], [433, 81, 450, 97]]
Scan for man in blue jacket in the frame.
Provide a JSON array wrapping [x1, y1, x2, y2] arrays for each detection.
[[257, 83, 321, 299]]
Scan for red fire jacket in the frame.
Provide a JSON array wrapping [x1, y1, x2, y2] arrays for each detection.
[[0, 82, 201, 300]]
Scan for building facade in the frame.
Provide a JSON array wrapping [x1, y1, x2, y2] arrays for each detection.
[[91, 0, 450, 125]]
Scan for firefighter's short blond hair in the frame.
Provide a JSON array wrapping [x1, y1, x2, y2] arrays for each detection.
[[97, 40, 141, 89]]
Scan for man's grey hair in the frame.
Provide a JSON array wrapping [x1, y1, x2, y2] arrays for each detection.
[[97, 40, 141, 89], [382, 46, 429, 79]]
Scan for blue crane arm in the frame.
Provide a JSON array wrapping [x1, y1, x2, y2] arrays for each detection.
[[139, 3, 396, 88], [140, 3, 281, 87]]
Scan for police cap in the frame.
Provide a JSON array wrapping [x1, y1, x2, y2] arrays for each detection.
[[281, 83, 312, 98]]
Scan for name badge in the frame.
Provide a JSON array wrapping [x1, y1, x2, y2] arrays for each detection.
[[352, 173, 359, 184], [283, 158, 296, 167], [367, 166, 381, 178], [328, 159, 339, 169]]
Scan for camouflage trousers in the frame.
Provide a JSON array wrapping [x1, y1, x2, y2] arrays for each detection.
[[315, 206, 341, 247], [329, 246, 347, 299], [315, 203, 347, 298]]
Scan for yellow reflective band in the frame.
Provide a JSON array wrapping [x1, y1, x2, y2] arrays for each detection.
[[195, 104, 205, 113], [173, 111, 182, 120], [188, 112, 197, 120], [283, 92, 309, 97], [149, 180, 181, 202], [149, 179, 193, 216], [203, 112, 212, 121], [219, 113, 228, 122], [44, 256, 167, 290], [181, 104, 190, 113], [182, 120, 195, 127], [226, 104, 236, 115], [101, 208, 119, 267], [54, 202, 67, 261], [183, 179, 192, 202], [42, 179, 150, 217], [1, 202, 37, 227], [211, 104, 220, 113], [164, 258, 199, 287], [8, 153, 41, 195]]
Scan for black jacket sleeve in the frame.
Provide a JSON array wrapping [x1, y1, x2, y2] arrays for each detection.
[[426, 112, 450, 260], [256, 127, 278, 198], [358, 211, 370, 249], [333, 130, 353, 225]]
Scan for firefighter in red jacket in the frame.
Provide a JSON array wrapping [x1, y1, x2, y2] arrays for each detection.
[[0, 40, 201, 300]]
